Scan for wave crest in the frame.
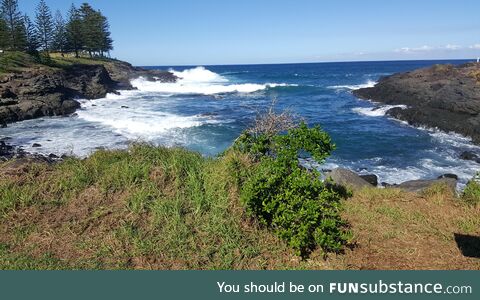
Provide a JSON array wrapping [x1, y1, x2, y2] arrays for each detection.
[[352, 105, 407, 117], [328, 80, 377, 91], [130, 67, 296, 95]]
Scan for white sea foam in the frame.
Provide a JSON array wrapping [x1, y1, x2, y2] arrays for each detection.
[[130, 66, 296, 95], [328, 80, 377, 91], [76, 96, 223, 140], [170, 66, 228, 83], [352, 105, 407, 117]]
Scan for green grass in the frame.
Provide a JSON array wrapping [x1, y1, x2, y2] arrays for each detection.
[[1, 145, 478, 270], [0, 144, 313, 270], [0, 51, 38, 74], [0, 51, 119, 75], [463, 177, 480, 206]]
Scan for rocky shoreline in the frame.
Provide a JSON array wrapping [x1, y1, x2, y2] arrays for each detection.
[[353, 62, 480, 145], [0, 59, 176, 126], [1, 60, 476, 193]]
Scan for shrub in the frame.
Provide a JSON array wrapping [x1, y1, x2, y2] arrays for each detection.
[[236, 119, 350, 256], [463, 173, 480, 206]]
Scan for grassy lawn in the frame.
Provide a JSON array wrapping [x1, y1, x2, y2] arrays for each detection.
[[0, 145, 478, 270]]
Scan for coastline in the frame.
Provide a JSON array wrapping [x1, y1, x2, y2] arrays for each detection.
[[353, 62, 480, 145], [0, 52, 176, 126], [2, 59, 480, 190]]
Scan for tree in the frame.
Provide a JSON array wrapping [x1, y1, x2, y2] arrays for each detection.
[[99, 12, 113, 55], [1, 0, 26, 50], [78, 3, 98, 57], [34, 0, 53, 52], [77, 4, 113, 57], [52, 10, 66, 52], [0, 17, 8, 49], [65, 4, 82, 57], [23, 14, 39, 53]]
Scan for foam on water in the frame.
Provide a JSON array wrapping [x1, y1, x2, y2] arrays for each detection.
[[352, 105, 407, 117], [328, 79, 377, 91], [317, 122, 480, 189], [131, 66, 296, 95], [76, 95, 226, 140]]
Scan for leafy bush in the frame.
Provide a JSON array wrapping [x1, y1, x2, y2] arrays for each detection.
[[236, 121, 350, 256], [463, 173, 480, 206]]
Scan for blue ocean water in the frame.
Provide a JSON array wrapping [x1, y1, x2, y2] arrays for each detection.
[[2, 60, 479, 186]]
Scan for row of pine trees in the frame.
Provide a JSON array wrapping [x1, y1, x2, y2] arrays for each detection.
[[0, 0, 113, 58]]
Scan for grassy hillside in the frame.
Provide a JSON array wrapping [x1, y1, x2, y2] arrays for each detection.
[[0, 144, 478, 270], [0, 51, 121, 75]]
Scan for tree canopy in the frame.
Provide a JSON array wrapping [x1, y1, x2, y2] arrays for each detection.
[[1, 0, 26, 50], [0, 0, 113, 57]]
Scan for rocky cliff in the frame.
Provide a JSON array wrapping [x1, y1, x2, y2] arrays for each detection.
[[0, 58, 176, 125], [354, 63, 480, 144]]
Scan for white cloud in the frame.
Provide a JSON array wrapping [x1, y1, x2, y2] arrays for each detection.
[[444, 44, 462, 50], [395, 44, 469, 53], [395, 45, 433, 53]]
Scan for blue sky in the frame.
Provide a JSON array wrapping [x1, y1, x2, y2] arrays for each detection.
[[20, 0, 480, 66]]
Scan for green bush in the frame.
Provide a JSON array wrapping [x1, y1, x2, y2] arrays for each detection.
[[236, 122, 350, 256], [463, 174, 480, 206]]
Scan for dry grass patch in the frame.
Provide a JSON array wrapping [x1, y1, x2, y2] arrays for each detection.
[[327, 185, 480, 270]]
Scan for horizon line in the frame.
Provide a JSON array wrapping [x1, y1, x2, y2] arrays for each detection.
[[135, 57, 478, 68]]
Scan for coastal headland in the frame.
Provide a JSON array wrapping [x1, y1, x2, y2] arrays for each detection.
[[354, 63, 480, 145]]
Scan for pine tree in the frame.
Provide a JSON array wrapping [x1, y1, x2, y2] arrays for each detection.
[[0, 17, 8, 49], [66, 4, 82, 57], [1, 0, 26, 50], [99, 12, 113, 55], [78, 3, 98, 57], [35, 0, 53, 52], [52, 10, 66, 52], [23, 14, 39, 54]]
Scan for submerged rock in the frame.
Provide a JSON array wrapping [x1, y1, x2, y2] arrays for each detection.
[[438, 173, 459, 180], [460, 151, 480, 163]]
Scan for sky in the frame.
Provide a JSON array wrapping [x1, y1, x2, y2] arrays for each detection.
[[20, 0, 480, 66]]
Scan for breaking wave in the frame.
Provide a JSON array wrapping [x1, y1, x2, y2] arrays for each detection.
[[130, 66, 296, 95], [352, 105, 407, 117], [328, 79, 377, 91]]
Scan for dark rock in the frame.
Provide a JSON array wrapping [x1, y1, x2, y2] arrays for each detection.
[[0, 141, 14, 156], [438, 173, 459, 180], [395, 178, 457, 193], [121, 105, 129, 109], [326, 168, 374, 191], [354, 63, 480, 145], [359, 174, 378, 186], [381, 182, 394, 187], [48, 153, 58, 159], [32, 143, 42, 148], [460, 151, 480, 163], [0, 88, 17, 99]]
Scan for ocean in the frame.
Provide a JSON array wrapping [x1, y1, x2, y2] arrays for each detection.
[[2, 60, 480, 187]]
